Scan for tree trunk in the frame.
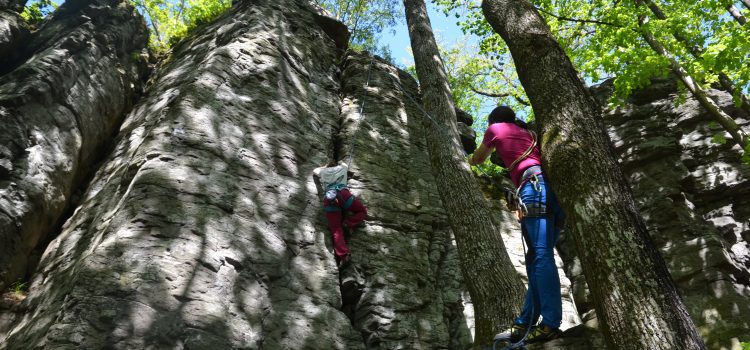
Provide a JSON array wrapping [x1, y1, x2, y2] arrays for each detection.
[[727, 4, 747, 25], [402, 0, 525, 345], [643, 0, 750, 116], [637, 15, 748, 149], [481, 0, 708, 349], [743, 0, 750, 10]]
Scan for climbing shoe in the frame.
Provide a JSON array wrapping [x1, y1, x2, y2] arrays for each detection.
[[494, 323, 527, 343], [525, 324, 562, 343]]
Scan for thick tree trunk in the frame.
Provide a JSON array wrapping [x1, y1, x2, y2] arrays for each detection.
[[637, 15, 748, 149], [727, 4, 747, 25], [481, 0, 707, 349], [643, 0, 750, 116], [402, 0, 525, 345], [0, 0, 149, 291]]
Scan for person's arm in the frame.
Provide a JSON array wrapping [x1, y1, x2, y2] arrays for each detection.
[[469, 143, 492, 165]]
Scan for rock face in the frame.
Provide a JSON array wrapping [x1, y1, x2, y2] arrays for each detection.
[[0, 0, 480, 348], [2, 0, 746, 348], [0, 0, 25, 12], [0, 0, 149, 292], [558, 79, 750, 349], [0, 10, 29, 69]]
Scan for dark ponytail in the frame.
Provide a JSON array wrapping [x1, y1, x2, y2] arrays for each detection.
[[488, 105, 528, 129]]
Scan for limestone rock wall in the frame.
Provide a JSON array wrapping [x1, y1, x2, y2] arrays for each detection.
[[0, 0, 149, 292], [0, 0, 476, 348], [0, 9, 29, 69], [335, 54, 473, 349], [558, 79, 750, 349]]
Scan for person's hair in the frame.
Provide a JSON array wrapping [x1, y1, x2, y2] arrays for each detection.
[[488, 105, 528, 129]]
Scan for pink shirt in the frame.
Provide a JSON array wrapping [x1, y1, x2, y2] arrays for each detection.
[[482, 122, 542, 187]]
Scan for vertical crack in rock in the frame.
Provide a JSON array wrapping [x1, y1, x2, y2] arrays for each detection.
[[334, 52, 473, 349], [0, 0, 597, 349], [0, 1, 364, 349], [0, 0, 149, 292]]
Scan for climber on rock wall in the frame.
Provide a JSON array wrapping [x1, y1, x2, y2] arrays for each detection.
[[313, 161, 367, 268], [469, 106, 565, 344]]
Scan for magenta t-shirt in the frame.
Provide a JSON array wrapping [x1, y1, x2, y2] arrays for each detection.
[[482, 122, 542, 187]]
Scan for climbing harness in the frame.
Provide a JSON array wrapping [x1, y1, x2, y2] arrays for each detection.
[[385, 73, 545, 350]]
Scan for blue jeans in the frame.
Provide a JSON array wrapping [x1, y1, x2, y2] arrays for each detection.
[[514, 175, 564, 329]]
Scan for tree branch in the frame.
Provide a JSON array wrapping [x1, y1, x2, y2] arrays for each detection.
[[535, 6, 623, 27], [470, 87, 530, 105]]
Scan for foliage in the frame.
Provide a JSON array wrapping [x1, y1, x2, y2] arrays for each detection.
[[20, 0, 56, 26], [431, 0, 531, 120], [432, 0, 749, 163], [314, 0, 402, 60], [528, 0, 749, 108], [8, 280, 26, 296], [129, 0, 232, 53], [430, 0, 749, 106]]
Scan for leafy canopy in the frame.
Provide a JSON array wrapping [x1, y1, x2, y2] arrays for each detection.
[[313, 0, 403, 60], [432, 0, 749, 107], [20, 0, 56, 25], [129, 0, 232, 53]]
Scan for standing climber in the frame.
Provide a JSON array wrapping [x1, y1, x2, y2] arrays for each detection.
[[313, 161, 367, 268], [469, 106, 564, 343]]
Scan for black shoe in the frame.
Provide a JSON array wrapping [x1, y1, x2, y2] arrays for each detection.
[[494, 323, 527, 343], [525, 324, 562, 343]]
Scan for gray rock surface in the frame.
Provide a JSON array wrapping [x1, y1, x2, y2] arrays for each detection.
[[0, 10, 29, 70], [4, 0, 747, 348], [0, 0, 25, 13], [0, 0, 476, 348], [558, 79, 750, 349], [0, 0, 149, 292], [335, 53, 473, 349]]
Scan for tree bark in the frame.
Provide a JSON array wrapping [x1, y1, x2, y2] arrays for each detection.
[[402, 0, 526, 345], [743, 0, 750, 10], [637, 15, 748, 149], [643, 0, 750, 116], [481, 0, 708, 349], [727, 4, 747, 25]]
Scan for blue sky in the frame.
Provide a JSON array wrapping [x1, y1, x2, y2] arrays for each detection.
[[379, 2, 470, 68]]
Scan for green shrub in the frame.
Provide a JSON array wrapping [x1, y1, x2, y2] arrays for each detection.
[[129, 0, 231, 54], [20, 0, 56, 26]]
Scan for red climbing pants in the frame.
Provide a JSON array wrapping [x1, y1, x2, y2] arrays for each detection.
[[323, 188, 367, 259]]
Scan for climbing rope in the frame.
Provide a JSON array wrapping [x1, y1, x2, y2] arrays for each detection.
[[387, 73, 538, 350], [345, 57, 375, 167]]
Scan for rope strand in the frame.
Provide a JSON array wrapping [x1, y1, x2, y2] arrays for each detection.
[[346, 57, 375, 167]]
